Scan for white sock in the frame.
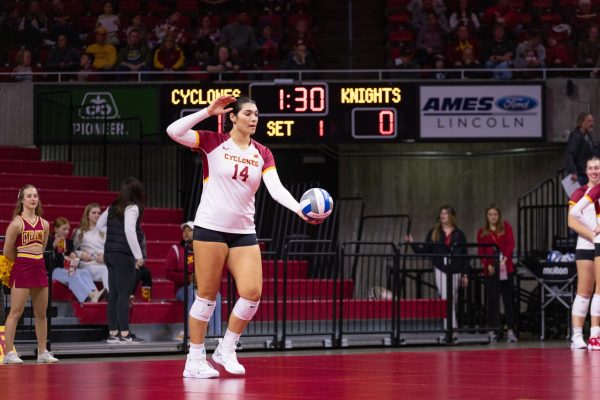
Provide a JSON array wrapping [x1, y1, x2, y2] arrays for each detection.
[[573, 327, 583, 337], [221, 329, 241, 351], [591, 326, 600, 338], [189, 343, 205, 358]]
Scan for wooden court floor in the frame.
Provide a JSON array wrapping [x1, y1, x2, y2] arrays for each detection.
[[1, 343, 599, 399]]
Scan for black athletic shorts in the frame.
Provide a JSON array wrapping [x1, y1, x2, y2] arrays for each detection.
[[193, 226, 258, 248], [576, 249, 595, 261]]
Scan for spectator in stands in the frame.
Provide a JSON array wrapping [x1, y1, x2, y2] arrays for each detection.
[[125, 14, 151, 48], [572, 0, 600, 41], [476, 205, 517, 343], [408, 0, 449, 32], [97, 177, 146, 343], [406, 205, 469, 332], [513, 29, 545, 69], [72, 203, 109, 291], [280, 40, 314, 71], [482, 0, 521, 35], [190, 15, 220, 68], [431, 54, 450, 79], [448, 0, 480, 33], [17, 0, 50, 52], [447, 24, 479, 66], [12, 48, 33, 82], [96, 1, 120, 46], [46, 34, 80, 73], [386, 46, 420, 79], [565, 112, 596, 185], [86, 26, 117, 72], [546, 25, 575, 71], [481, 24, 514, 79], [153, 34, 185, 77], [455, 47, 482, 78], [415, 13, 447, 66], [283, 18, 315, 54], [77, 52, 99, 82], [257, 25, 280, 68], [219, 11, 259, 67], [567, 156, 600, 350], [577, 25, 600, 69], [116, 29, 151, 80], [49, 0, 79, 47], [0, 7, 21, 59], [47, 217, 106, 304], [2, 185, 58, 364], [154, 10, 190, 48], [165, 221, 222, 339], [206, 44, 240, 74]]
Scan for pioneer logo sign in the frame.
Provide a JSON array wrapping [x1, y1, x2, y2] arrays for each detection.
[[73, 92, 127, 136], [419, 85, 543, 139]]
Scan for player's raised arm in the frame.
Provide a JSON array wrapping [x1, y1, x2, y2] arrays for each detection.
[[166, 95, 236, 148]]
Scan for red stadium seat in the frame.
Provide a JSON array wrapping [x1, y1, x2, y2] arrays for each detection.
[[146, 0, 170, 17], [76, 16, 98, 33], [176, 0, 199, 15], [388, 29, 415, 43], [388, 12, 411, 24], [118, 0, 141, 16], [64, 1, 85, 17], [88, 0, 105, 16]]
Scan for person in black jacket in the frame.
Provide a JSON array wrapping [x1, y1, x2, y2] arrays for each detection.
[[96, 177, 145, 343], [565, 112, 595, 185], [406, 205, 469, 329]]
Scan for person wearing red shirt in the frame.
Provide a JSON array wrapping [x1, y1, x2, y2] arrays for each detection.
[[477, 205, 517, 343], [482, 0, 521, 33]]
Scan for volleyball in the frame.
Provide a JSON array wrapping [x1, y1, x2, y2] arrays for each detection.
[[300, 188, 334, 220]]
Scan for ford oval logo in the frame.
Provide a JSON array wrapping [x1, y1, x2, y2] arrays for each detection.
[[496, 96, 538, 111]]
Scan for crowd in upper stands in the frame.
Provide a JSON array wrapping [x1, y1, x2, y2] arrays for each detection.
[[386, 0, 600, 78], [0, 0, 317, 81]]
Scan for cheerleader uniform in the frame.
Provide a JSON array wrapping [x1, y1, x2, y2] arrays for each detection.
[[9, 215, 47, 288]]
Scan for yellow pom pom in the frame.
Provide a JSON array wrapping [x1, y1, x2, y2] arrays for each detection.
[[0, 255, 15, 287]]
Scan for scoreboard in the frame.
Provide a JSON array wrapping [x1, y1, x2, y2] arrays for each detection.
[[162, 81, 419, 143]]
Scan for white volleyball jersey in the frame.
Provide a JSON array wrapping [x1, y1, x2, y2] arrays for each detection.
[[569, 184, 597, 249], [192, 130, 276, 234]]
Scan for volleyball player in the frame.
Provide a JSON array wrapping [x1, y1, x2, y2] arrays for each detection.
[[167, 95, 318, 379], [2, 185, 59, 364], [568, 157, 600, 349]]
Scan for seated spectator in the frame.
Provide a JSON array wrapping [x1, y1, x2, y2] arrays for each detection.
[[546, 26, 575, 69], [72, 203, 109, 292], [165, 221, 222, 338], [13, 48, 33, 82], [447, 24, 479, 66], [96, 1, 120, 46], [448, 0, 480, 33], [77, 52, 99, 82], [456, 47, 483, 78], [513, 29, 545, 69], [47, 217, 106, 303], [153, 34, 185, 77], [432, 54, 450, 79], [408, 0, 449, 32], [386, 46, 420, 79], [206, 45, 240, 74], [481, 24, 515, 79], [415, 13, 447, 66], [577, 25, 600, 68], [572, 0, 600, 41], [46, 34, 80, 72], [219, 11, 259, 67], [154, 10, 191, 48], [283, 18, 315, 54], [49, 0, 79, 47], [482, 0, 521, 35], [189, 15, 220, 67], [86, 26, 117, 72], [125, 14, 151, 48], [257, 24, 280, 66], [280, 40, 315, 70], [116, 29, 151, 79], [17, 0, 50, 52]]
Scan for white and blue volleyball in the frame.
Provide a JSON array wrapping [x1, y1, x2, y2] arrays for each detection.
[[300, 188, 333, 220]]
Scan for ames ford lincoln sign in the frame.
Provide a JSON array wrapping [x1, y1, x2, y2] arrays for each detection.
[[419, 84, 544, 139]]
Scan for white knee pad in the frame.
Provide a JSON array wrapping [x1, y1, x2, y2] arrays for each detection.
[[189, 295, 216, 322], [232, 297, 260, 321], [572, 295, 591, 317], [591, 294, 600, 317]]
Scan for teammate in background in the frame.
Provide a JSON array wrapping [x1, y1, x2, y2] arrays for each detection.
[[167, 95, 319, 379], [568, 157, 600, 349], [2, 185, 59, 364], [565, 112, 595, 185]]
